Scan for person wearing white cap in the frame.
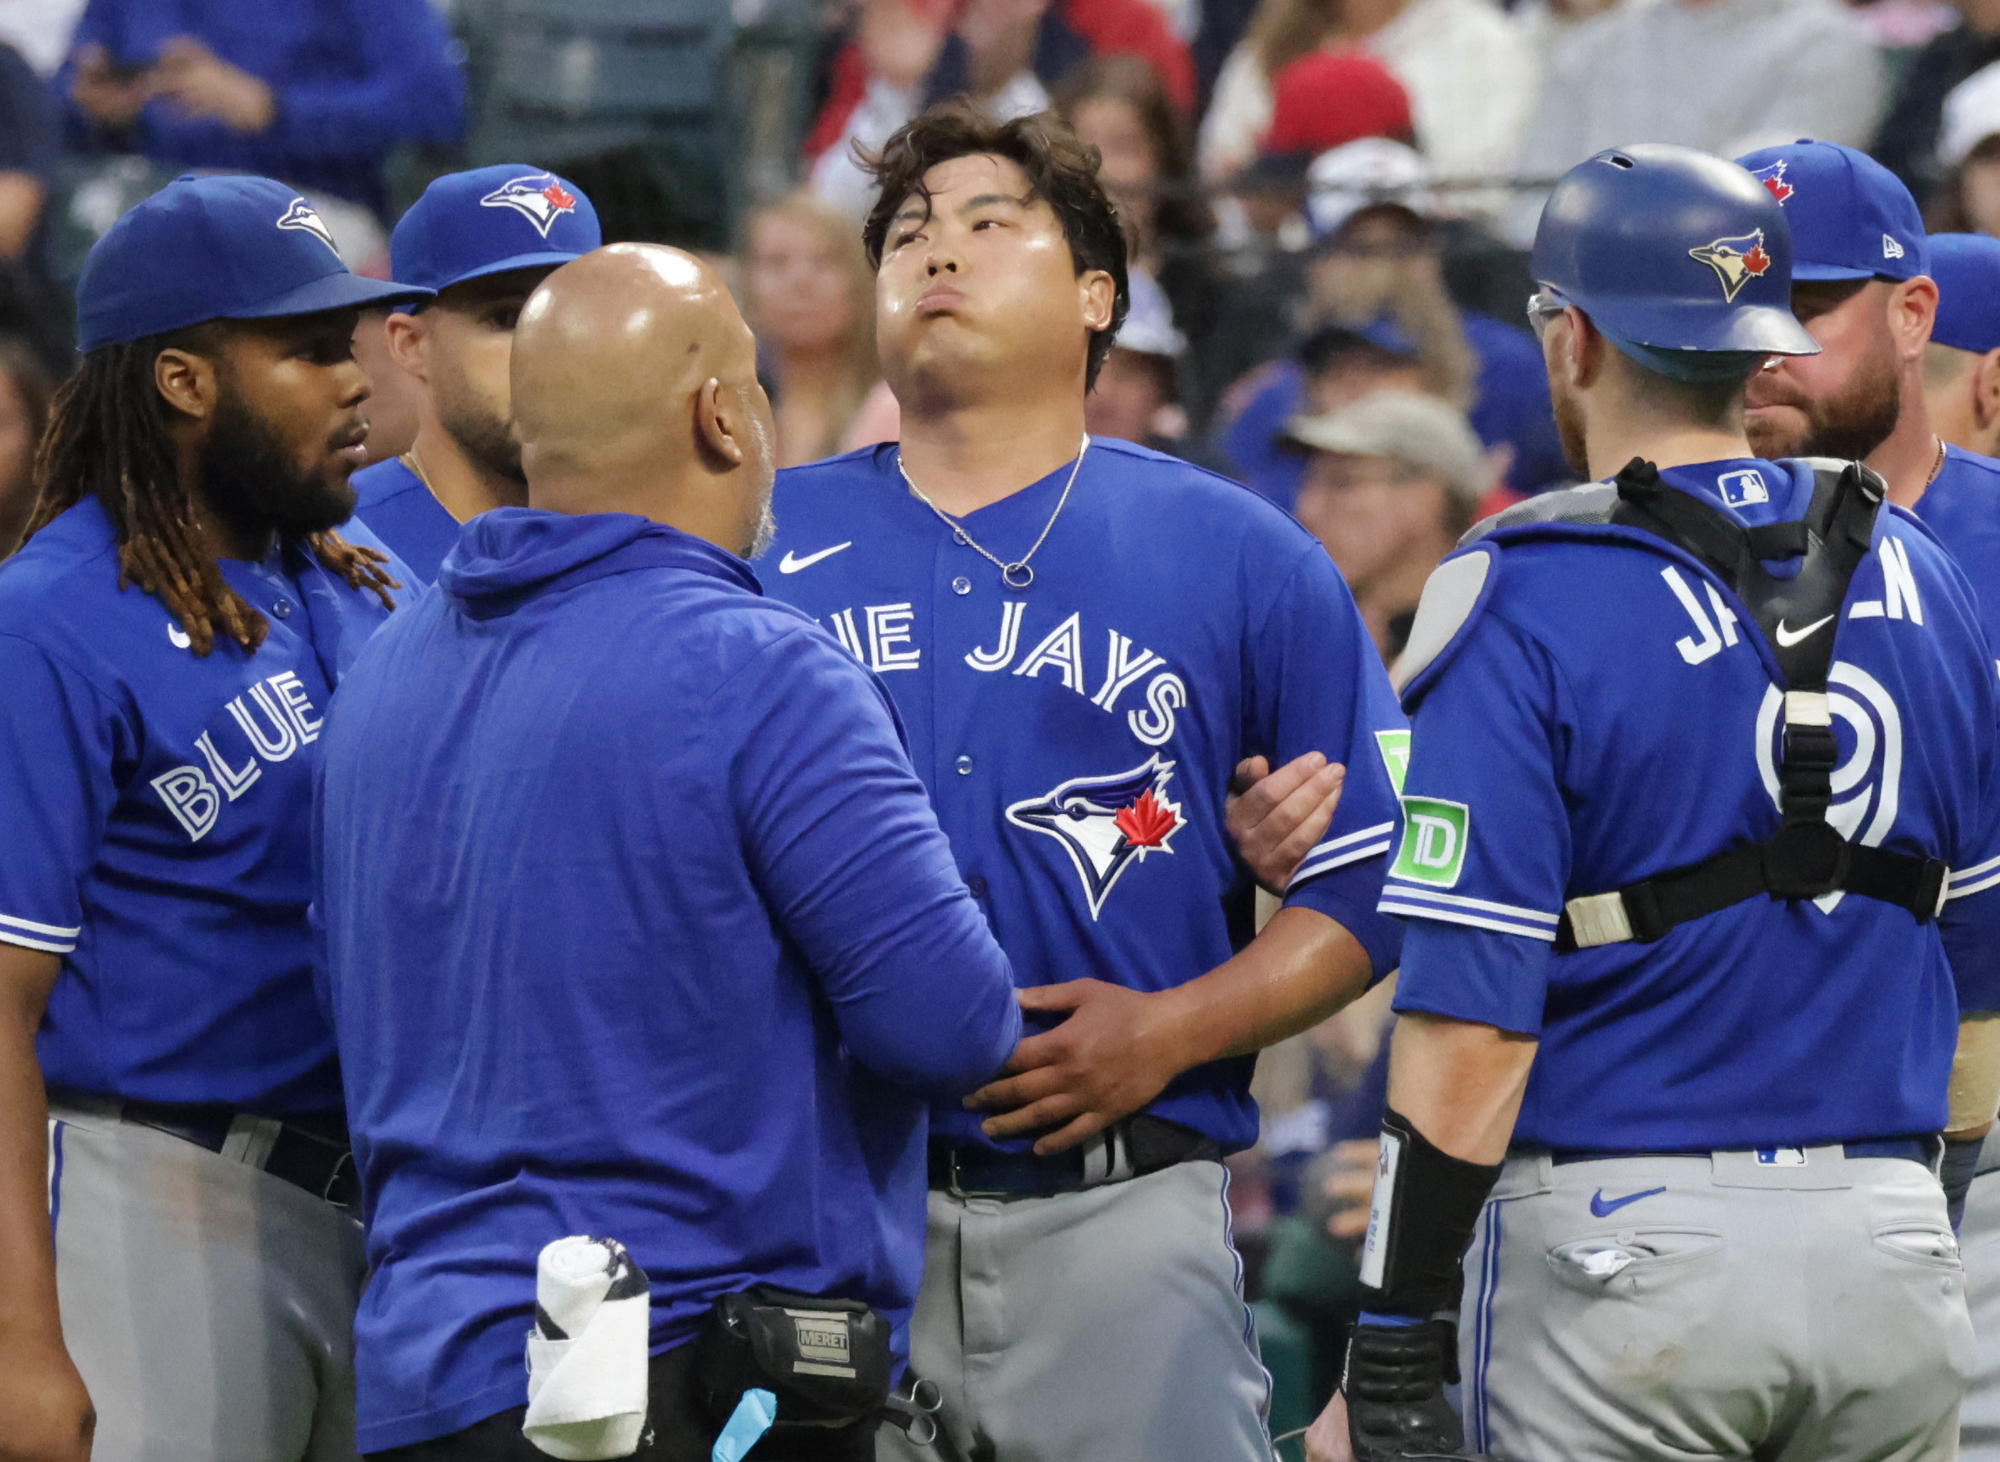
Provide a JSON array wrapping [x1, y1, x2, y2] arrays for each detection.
[[1282, 386, 1492, 658], [1083, 267, 1189, 451], [1932, 59, 2000, 237]]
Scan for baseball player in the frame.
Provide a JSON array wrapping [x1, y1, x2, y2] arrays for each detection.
[[1304, 144, 2000, 1462], [347, 165, 600, 585], [1905, 232, 2000, 1460], [762, 106, 1408, 1462], [1731, 140, 2000, 1219], [0, 175, 427, 1461]]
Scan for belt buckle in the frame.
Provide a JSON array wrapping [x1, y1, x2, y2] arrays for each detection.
[[944, 1148, 1011, 1201]]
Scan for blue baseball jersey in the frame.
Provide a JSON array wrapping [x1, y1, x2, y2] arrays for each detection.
[[316, 508, 1021, 1450], [350, 455, 458, 588], [0, 496, 405, 1116], [1917, 444, 2000, 662], [764, 438, 1408, 1154], [1385, 458, 2000, 1151]]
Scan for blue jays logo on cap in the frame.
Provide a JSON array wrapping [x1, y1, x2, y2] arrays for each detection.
[[1689, 231, 1773, 303], [1751, 161, 1794, 206], [277, 198, 342, 259], [1006, 756, 1186, 919], [480, 174, 579, 239]]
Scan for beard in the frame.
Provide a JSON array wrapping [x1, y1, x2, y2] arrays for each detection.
[[434, 361, 525, 486], [745, 494, 777, 560], [1744, 345, 1902, 462], [199, 383, 357, 547]]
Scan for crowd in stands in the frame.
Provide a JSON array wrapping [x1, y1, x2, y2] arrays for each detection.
[[16, 0, 2000, 1433]]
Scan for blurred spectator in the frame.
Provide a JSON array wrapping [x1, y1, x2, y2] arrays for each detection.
[[1083, 266, 1191, 449], [1282, 387, 1489, 657], [0, 334, 51, 558], [1212, 49, 1412, 260], [1210, 138, 1567, 504], [1053, 52, 1217, 350], [742, 191, 881, 468], [0, 40, 56, 263], [353, 308, 420, 468], [1875, 0, 2000, 210], [1511, 0, 1885, 244], [1512, 0, 1622, 63], [808, 0, 1194, 217], [1198, 0, 1535, 188], [0, 0, 88, 75], [1930, 57, 2000, 232], [57, 0, 466, 217]]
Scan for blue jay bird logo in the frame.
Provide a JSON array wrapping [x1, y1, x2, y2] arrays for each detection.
[[1006, 756, 1186, 919], [480, 174, 579, 238], [276, 198, 341, 259], [1688, 231, 1772, 303]]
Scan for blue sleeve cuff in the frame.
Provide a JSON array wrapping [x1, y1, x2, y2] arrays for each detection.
[[1391, 919, 1549, 1036], [1285, 857, 1403, 982]]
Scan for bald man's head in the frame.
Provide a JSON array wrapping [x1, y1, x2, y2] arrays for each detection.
[[512, 243, 777, 557]]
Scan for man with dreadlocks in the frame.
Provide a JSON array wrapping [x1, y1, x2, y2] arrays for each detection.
[[0, 174, 430, 1462]]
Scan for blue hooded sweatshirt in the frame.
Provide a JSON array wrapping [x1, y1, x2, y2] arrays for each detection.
[[314, 507, 1022, 1451]]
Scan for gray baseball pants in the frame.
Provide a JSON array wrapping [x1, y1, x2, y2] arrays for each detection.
[[47, 1094, 367, 1461], [1954, 1141, 2000, 1458], [1461, 1147, 1972, 1462], [876, 1159, 1274, 1462]]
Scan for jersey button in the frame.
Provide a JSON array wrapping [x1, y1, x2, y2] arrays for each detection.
[[272, 599, 294, 619], [951, 576, 972, 596], [955, 755, 974, 776], [967, 875, 988, 898]]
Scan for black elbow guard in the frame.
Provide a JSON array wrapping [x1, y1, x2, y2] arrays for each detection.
[[1359, 1107, 1505, 1316]]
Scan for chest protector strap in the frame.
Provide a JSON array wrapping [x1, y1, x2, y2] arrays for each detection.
[[1555, 458, 1948, 952]]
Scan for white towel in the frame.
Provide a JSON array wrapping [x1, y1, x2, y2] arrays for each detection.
[[522, 1235, 651, 1460]]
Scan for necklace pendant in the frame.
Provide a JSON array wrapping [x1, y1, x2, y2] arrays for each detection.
[[1002, 562, 1035, 590]]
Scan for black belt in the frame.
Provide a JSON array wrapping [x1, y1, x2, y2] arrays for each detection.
[[1542, 1137, 1937, 1167], [929, 1115, 1218, 1199], [55, 1089, 360, 1208]]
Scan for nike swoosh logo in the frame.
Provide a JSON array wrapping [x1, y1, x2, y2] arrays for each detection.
[[167, 622, 192, 650], [1774, 614, 1835, 647], [1590, 1186, 1666, 1218], [778, 542, 853, 574]]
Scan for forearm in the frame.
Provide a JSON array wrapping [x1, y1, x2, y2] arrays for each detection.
[[1948, 1013, 2000, 1140], [1384, 1011, 1538, 1164], [1160, 905, 1375, 1069], [0, 951, 61, 1348]]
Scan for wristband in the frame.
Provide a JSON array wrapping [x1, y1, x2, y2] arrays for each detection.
[[1357, 1107, 1504, 1316]]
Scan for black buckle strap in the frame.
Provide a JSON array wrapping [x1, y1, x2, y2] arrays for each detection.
[[111, 1097, 359, 1208], [929, 1115, 1218, 1199]]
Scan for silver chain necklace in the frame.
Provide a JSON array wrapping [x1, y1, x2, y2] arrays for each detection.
[[898, 434, 1090, 589]]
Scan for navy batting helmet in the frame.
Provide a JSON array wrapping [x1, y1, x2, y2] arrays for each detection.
[[1530, 144, 1818, 373]]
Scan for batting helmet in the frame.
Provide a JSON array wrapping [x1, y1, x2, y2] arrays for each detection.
[[1530, 143, 1819, 368]]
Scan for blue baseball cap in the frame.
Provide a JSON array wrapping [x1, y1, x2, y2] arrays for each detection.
[[1732, 140, 1928, 282], [389, 165, 600, 303], [76, 174, 435, 353], [1929, 232, 2000, 354]]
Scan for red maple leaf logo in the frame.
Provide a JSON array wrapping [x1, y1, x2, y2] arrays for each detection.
[[541, 181, 576, 212], [1762, 176, 1793, 204], [1115, 790, 1178, 849], [1742, 245, 1771, 277]]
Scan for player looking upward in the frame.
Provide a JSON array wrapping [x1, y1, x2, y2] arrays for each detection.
[[762, 105, 1407, 1462], [1304, 144, 2000, 1462], [347, 166, 600, 585], [0, 175, 425, 1462]]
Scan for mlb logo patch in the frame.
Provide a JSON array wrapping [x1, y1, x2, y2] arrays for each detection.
[[480, 174, 579, 239], [1719, 469, 1769, 507], [1755, 1147, 1808, 1167]]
